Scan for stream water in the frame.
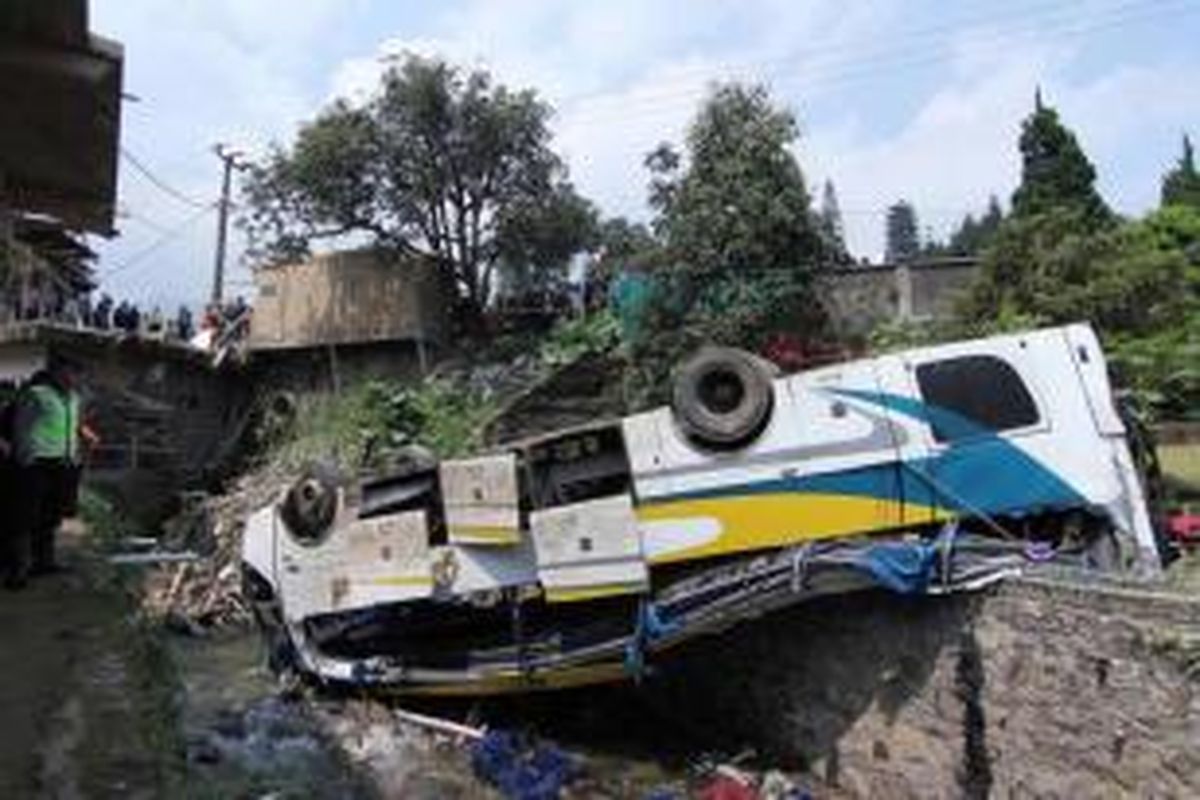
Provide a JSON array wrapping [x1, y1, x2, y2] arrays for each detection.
[[167, 632, 707, 798]]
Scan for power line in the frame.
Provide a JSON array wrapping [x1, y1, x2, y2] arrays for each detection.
[[563, 0, 1098, 107], [561, 0, 1193, 125], [103, 203, 217, 279], [120, 146, 212, 209], [116, 205, 175, 236]]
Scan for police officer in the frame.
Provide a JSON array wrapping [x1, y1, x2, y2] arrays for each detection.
[[5, 354, 84, 588]]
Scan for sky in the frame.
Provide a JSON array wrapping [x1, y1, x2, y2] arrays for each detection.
[[88, 0, 1200, 309]]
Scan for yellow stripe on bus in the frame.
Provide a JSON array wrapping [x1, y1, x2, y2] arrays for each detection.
[[638, 492, 950, 564], [544, 582, 647, 603], [368, 575, 434, 587], [448, 524, 521, 544]]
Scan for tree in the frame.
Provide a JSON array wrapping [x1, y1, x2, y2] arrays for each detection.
[[818, 179, 850, 262], [596, 217, 656, 267], [623, 83, 829, 404], [649, 83, 828, 331], [941, 194, 1004, 256], [960, 205, 1200, 415], [1161, 133, 1200, 210], [496, 181, 598, 295], [885, 200, 920, 262], [646, 83, 827, 276], [240, 54, 596, 325], [1011, 91, 1110, 225], [587, 217, 656, 286]]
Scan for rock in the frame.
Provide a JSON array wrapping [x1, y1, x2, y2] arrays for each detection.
[[189, 736, 222, 765]]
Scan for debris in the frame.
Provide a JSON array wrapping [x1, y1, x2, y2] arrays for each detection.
[[759, 771, 809, 800], [696, 772, 758, 800], [143, 463, 296, 628], [393, 707, 486, 741], [108, 551, 199, 565], [470, 729, 578, 800]]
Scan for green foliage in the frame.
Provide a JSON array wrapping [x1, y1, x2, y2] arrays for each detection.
[[818, 179, 851, 263], [1162, 133, 1200, 210], [592, 217, 657, 282], [646, 83, 826, 273], [78, 487, 137, 552], [388, 380, 497, 459], [867, 307, 1044, 354], [929, 195, 1004, 257], [277, 378, 496, 470], [619, 266, 827, 408], [241, 54, 596, 322], [624, 82, 829, 404], [540, 310, 620, 367], [966, 206, 1196, 332], [960, 204, 1200, 415], [1106, 322, 1200, 421], [885, 200, 920, 262], [1010, 93, 1110, 225], [497, 180, 599, 295]]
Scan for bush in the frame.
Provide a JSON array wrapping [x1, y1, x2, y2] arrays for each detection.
[[275, 378, 496, 472]]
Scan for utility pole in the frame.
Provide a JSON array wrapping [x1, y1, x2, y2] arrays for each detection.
[[210, 144, 243, 307]]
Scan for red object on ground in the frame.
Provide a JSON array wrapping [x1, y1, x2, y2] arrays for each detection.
[[762, 334, 859, 373], [696, 774, 759, 800], [1168, 513, 1200, 544]]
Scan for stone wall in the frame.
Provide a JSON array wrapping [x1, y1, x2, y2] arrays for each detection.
[[531, 576, 1199, 798], [823, 259, 981, 337], [822, 266, 899, 338], [663, 578, 1200, 797], [0, 323, 250, 520]]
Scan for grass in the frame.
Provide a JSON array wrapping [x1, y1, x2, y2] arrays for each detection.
[[1160, 442, 1200, 500]]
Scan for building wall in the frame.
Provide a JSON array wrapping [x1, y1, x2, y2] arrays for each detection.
[[250, 249, 450, 351], [823, 260, 981, 337], [0, 341, 45, 382], [908, 262, 979, 319], [821, 266, 900, 337], [249, 339, 428, 395]]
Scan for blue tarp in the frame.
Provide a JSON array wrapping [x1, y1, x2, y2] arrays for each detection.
[[853, 523, 958, 594]]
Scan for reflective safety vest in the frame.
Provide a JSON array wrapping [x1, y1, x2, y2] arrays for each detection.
[[20, 383, 80, 464]]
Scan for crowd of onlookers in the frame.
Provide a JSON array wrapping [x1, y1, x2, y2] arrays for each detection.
[[1, 293, 252, 349]]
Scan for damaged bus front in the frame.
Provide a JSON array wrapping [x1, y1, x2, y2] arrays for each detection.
[[242, 323, 1166, 695]]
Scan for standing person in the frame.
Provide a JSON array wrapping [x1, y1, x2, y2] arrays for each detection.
[[7, 355, 85, 587], [0, 380, 20, 588], [95, 294, 113, 329], [176, 304, 194, 341]]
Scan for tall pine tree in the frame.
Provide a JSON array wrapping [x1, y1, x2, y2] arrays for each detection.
[[818, 179, 850, 263], [1161, 133, 1200, 209], [1011, 90, 1110, 225], [945, 195, 1004, 255], [885, 200, 919, 263]]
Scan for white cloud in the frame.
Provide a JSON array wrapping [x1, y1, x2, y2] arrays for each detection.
[[83, 0, 1200, 306], [806, 35, 1199, 259]]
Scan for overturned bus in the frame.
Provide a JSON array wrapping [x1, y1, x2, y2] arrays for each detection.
[[241, 323, 1165, 695]]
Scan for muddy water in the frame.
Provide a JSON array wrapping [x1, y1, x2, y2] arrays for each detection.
[[171, 632, 376, 798], [168, 633, 701, 798]]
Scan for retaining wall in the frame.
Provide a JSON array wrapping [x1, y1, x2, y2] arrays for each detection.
[[613, 577, 1200, 798]]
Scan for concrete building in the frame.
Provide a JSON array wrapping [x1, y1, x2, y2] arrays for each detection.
[[249, 248, 453, 390], [0, 0, 124, 235], [1, 0, 119, 327]]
